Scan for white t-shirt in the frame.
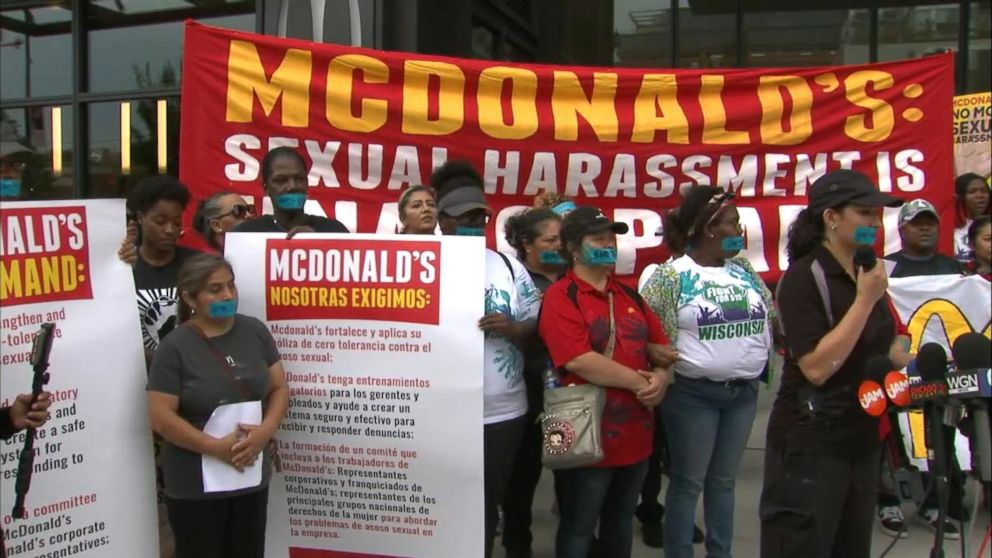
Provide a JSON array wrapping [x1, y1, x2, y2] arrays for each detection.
[[954, 222, 972, 261], [670, 255, 772, 381], [483, 250, 541, 424]]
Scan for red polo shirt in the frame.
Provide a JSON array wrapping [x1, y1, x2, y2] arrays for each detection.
[[539, 269, 669, 467]]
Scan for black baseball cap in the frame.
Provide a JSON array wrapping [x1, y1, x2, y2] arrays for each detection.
[[809, 169, 904, 213], [560, 207, 629, 246], [436, 186, 490, 217]]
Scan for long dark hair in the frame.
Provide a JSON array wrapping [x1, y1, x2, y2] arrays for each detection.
[[955, 172, 991, 227], [786, 207, 828, 263], [504, 208, 560, 260], [176, 254, 234, 324]]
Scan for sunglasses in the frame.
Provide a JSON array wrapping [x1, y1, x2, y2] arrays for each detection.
[[216, 204, 254, 220]]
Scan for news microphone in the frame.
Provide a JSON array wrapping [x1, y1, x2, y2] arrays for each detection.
[[858, 355, 893, 416], [951, 332, 991, 483], [907, 343, 950, 404], [884, 369, 911, 407], [853, 245, 877, 272]]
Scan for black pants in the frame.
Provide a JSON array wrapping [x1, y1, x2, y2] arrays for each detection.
[[635, 408, 668, 525], [760, 444, 880, 558], [166, 488, 269, 558], [501, 411, 544, 554], [485, 415, 527, 558]]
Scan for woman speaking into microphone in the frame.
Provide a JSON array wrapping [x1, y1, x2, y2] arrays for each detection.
[[760, 170, 912, 558]]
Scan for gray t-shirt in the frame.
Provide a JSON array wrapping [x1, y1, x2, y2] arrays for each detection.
[[148, 314, 280, 499]]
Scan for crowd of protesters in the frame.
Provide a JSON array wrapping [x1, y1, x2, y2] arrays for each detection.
[[4, 143, 989, 558]]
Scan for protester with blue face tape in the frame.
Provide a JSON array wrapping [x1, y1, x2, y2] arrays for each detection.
[[231, 146, 349, 235], [640, 185, 774, 558], [501, 207, 565, 558], [432, 160, 542, 558], [147, 253, 289, 558], [760, 169, 910, 558]]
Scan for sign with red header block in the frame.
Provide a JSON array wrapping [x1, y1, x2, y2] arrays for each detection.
[[264, 238, 441, 324], [0, 206, 93, 307], [180, 21, 955, 280]]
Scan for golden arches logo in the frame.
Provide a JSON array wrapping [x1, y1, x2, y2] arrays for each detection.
[[903, 298, 990, 459], [905, 298, 991, 354]]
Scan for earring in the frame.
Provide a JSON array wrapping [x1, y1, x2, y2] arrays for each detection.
[[830, 224, 837, 231], [708, 233, 715, 238]]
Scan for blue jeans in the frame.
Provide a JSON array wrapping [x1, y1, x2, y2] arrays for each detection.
[[554, 459, 649, 558], [662, 375, 759, 558]]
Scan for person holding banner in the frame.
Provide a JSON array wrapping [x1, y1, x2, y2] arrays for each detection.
[[147, 254, 289, 558], [232, 146, 349, 235], [953, 173, 991, 261], [539, 206, 671, 558], [640, 185, 773, 558], [397, 185, 438, 234], [192, 192, 256, 251], [760, 169, 910, 558], [500, 207, 565, 558], [431, 161, 541, 558]]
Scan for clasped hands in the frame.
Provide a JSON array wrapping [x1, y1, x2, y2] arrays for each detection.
[[211, 423, 270, 472]]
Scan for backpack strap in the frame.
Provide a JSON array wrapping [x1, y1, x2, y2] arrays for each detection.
[[496, 251, 515, 282]]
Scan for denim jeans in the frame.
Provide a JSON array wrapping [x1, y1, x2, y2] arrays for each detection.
[[554, 459, 649, 558], [662, 375, 759, 558]]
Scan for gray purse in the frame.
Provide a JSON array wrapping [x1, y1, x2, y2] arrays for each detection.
[[539, 292, 616, 469]]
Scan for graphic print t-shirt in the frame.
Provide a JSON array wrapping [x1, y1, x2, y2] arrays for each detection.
[[133, 246, 200, 353], [483, 250, 541, 424], [670, 255, 771, 381]]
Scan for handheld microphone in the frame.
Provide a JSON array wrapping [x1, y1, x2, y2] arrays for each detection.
[[908, 343, 949, 404], [853, 245, 877, 272], [858, 355, 893, 416], [951, 332, 992, 483]]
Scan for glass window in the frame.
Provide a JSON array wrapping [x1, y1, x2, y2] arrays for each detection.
[[967, 1, 991, 93], [678, 2, 736, 68], [0, 105, 74, 201], [743, 8, 869, 67], [86, 98, 180, 199], [86, 1, 255, 93], [614, 0, 672, 68], [878, 3, 960, 62], [0, 2, 72, 101]]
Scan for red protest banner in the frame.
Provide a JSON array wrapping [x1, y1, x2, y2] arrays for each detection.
[[179, 21, 954, 280]]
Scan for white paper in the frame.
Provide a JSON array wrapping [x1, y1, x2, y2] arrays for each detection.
[[201, 401, 263, 493]]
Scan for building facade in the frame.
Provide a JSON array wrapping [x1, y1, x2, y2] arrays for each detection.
[[1, 0, 988, 201]]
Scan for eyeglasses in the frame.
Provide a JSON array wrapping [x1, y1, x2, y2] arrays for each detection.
[[216, 204, 254, 220]]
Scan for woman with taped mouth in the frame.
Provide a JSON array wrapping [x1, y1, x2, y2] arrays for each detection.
[[640, 185, 774, 558], [539, 206, 670, 558], [760, 169, 911, 558], [147, 254, 289, 558], [500, 206, 565, 558], [192, 192, 256, 252]]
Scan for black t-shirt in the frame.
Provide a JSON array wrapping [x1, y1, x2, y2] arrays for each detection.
[[884, 250, 963, 278], [134, 246, 201, 352], [231, 214, 349, 233], [767, 245, 897, 458]]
